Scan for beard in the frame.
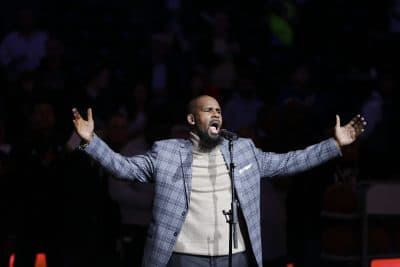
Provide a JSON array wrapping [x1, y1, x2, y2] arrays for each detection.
[[196, 128, 223, 150]]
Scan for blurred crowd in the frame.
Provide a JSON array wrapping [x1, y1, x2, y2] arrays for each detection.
[[0, 0, 399, 266]]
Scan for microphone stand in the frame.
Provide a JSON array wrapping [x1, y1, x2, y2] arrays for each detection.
[[222, 136, 238, 267]]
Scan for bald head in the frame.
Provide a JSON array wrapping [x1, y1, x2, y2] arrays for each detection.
[[186, 94, 222, 131], [187, 95, 219, 115], [186, 95, 223, 149]]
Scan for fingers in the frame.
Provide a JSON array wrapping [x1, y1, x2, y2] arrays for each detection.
[[335, 114, 340, 127], [350, 114, 367, 136], [87, 108, 93, 122], [350, 114, 361, 124], [72, 107, 94, 122], [352, 114, 366, 125], [72, 107, 81, 120]]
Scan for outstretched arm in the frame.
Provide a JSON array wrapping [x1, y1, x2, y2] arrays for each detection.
[[71, 107, 154, 182], [334, 114, 366, 147], [255, 114, 367, 178]]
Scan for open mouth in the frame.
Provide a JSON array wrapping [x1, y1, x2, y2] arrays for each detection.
[[209, 121, 220, 135]]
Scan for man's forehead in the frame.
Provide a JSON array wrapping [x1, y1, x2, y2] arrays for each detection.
[[195, 96, 220, 109]]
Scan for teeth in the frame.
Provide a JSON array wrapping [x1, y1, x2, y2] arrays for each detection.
[[210, 125, 218, 134]]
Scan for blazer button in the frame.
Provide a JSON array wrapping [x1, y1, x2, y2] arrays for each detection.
[[173, 232, 178, 236], [181, 211, 186, 216]]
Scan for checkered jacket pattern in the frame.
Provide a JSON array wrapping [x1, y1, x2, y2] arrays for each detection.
[[84, 135, 341, 266]]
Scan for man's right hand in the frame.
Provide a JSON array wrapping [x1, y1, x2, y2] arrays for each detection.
[[72, 107, 94, 143]]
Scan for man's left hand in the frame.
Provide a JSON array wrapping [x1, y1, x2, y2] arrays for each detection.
[[334, 114, 367, 147]]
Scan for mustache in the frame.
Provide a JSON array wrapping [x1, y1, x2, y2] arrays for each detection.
[[209, 120, 221, 127]]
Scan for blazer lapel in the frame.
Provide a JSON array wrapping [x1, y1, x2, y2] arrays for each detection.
[[219, 139, 243, 188], [219, 139, 231, 171], [179, 140, 193, 209]]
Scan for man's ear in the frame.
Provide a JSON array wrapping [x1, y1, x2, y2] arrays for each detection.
[[187, 114, 195, 125]]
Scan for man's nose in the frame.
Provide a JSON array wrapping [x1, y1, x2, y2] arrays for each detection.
[[211, 112, 220, 119]]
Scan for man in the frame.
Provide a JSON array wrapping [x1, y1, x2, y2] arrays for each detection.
[[0, 8, 48, 81], [72, 95, 366, 267]]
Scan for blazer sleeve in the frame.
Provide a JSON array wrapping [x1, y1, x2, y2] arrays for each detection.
[[252, 137, 342, 178], [82, 135, 156, 182]]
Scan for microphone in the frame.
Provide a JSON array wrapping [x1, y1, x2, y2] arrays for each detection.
[[219, 129, 238, 141]]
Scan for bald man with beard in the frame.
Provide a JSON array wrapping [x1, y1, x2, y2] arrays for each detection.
[[72, 95, 366, 267]]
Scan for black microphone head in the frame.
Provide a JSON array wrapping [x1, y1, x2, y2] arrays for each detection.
[[219, 129, 238, 140]]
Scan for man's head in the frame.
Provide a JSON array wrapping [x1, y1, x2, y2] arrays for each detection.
[[105, 112, 129, 150], [31, 100, 55, 133], [186, 95, 223, 149], [17, 8, 35, 33]]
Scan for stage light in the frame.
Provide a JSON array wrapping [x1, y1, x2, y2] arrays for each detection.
[[9, 253, 47, 267], [370, 258, 400, 267]]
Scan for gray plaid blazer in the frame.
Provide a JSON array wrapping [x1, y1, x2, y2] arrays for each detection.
[[84, 135, 341, 266]]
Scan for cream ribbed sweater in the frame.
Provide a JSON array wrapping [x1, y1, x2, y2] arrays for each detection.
[[173, 133, 246, 255]]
